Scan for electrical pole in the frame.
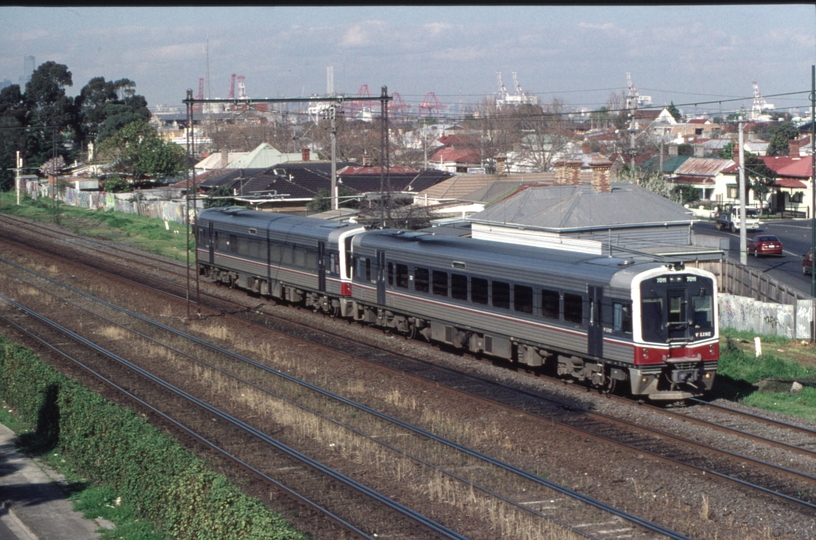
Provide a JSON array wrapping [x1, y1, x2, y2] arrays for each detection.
[[810, 65, 815, 296], [738, 120, 747, 266], [16, 151, 21, 205]]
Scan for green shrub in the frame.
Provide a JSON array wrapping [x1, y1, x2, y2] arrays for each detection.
[[0, 337, 307, 540]]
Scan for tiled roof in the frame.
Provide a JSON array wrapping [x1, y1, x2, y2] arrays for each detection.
[[776, 158, 813, 178], [428, 147, 481, 164]]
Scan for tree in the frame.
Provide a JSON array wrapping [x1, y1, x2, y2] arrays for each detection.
[[667, 102, 682, 122], [765, 122, 799, 157], [743, 154, 776, 202], [0, 85, 29, 191], [76, 77, 151, 147], [26, 61, 75, 131], [96, 120, 184, 181], [24, 62, 77, 168], [204, 184, 234, 208]]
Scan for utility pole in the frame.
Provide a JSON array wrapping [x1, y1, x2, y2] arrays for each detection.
[[738, 120, 747, 266], [322, 103, 339, 211], [810, 65, 815, 296], [15, 151, 21, 205]]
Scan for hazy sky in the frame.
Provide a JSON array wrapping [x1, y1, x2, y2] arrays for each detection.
[[1, 5, 814, 117]]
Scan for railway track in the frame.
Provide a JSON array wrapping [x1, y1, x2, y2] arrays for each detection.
[[2, 212, 816, 537], [0, 255, 686, 539]]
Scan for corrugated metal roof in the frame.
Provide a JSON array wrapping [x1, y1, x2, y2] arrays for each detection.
[[468, 183, 693, 231], [673, 157, 733, 176]]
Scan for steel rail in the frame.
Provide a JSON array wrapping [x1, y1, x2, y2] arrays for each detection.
[[0, 294, 468, 540], [0, 256, 690, 540]]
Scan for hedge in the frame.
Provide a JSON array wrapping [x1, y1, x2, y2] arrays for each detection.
[[0, 337, 308, 540]]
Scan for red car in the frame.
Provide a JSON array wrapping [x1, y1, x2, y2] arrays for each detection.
[[805, 249, 814, 275], [747, 235, 783, 257]]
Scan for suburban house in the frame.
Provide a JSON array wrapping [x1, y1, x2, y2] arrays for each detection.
[[462, 159, 721, 263], [669, 157, 735, 202]]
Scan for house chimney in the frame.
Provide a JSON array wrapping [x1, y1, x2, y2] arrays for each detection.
[[668, 145, 679, 157], [693, 144, 705, 157], [554, 160, 566, 184], [302, 148, 310, 162], [496, 154, 507, 176], [220, 148, 228, 168], [565, 160, 582, 185], [790, 138, 800, 158], [590, 158, 613, 192]]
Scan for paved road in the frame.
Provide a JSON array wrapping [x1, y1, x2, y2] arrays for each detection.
[[695, 218, 816, 297]]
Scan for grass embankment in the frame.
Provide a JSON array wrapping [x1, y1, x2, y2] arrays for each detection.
[[0, 192, 191, 261], [0, 337, 307, 540], [714, 329, 816, 420]]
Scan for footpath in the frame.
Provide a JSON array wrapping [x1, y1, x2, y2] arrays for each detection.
[[0, 423, 110, 539]]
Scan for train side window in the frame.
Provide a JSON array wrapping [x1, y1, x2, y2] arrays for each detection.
[[451, 273, 468, 301], [613, 302, 632, 334], [541, 289, 559, 319], [514, 285, 533, 314], [395, 264, 409, 288], [492, 281, 510, 309], [305, 249, 317, 268], [228, 234, 238, 254], [365, 258, 371, 282], [214, 231, 220, 250], [471, 277, 488, 304], [432, 270, 448, 297], [563, 293, 583, 325], [330, 253, 339, 275], [248, 238, 261, 259], [414, 267, 429, 293], [387, 262, 394, 286], [269, 242, 281, 262], [281, 245, 293, 265]]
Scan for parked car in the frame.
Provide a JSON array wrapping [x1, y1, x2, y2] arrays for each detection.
[[804, 249, 814, 275], [747, 235, 783, 257]]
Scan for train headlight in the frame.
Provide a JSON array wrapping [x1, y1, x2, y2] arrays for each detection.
[[704, 373, 711, 379], [641, 377, 648, 383]]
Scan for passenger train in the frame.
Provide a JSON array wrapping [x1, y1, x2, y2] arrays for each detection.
[[196, 207, 718, 401]]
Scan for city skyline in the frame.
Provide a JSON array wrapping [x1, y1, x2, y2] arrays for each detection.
[[1, 5, 814, 118]]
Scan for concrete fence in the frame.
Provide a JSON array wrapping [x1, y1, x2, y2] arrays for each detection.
[[719, 294, 814, 341], [23, 179, 191, 224]]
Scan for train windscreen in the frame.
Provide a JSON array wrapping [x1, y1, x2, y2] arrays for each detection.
[[640, 274, 715, 343]]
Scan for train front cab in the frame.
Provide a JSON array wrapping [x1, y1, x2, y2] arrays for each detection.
[[629, 266, 718, 400]]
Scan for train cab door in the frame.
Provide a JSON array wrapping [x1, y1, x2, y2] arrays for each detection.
[[317, 241, 326, 292], [587, 285, 603, 358], [376, 250, 386, 305], [207, 222, 214, 264]]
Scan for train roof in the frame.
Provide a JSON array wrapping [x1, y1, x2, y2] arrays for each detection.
[[354, 229, 691, 289], [198, 207, 364, 244]]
